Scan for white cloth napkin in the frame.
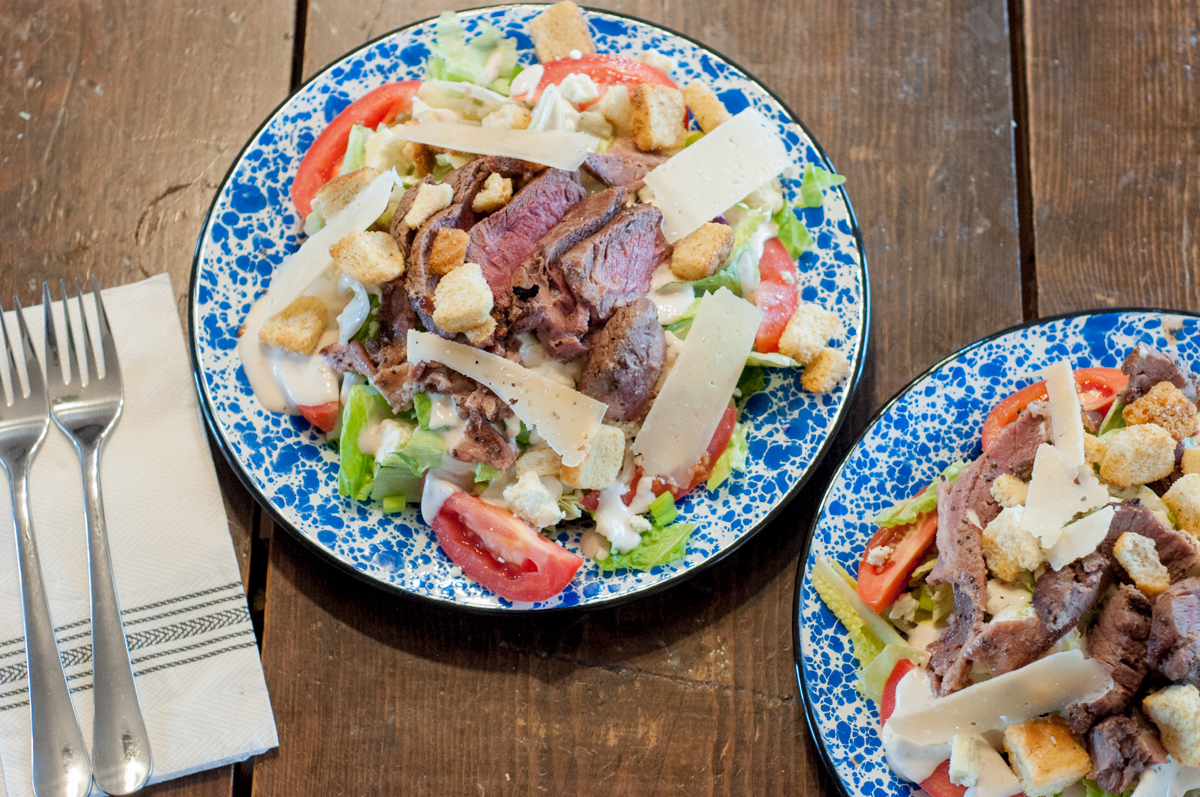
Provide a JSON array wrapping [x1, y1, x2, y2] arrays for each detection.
[[0, 273, 277, 796]]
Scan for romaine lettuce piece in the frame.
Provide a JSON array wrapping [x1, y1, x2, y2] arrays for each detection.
[[746, 351, 799, 368], [873, 460, 969, 528], [648, 491, 677, 527], [735, 366, 766, 399], [595, 521, 694, 572], [1098, 400, 1127, 435], [341, 124, 368, 173], [859, 644, 927, 703], [426, 11, 518, 92], [773, 205, 812, 259], [338, 385, 392, 500], [706, 422, 749, 491], [810, 554, 907, 669], [798, 164, 847, 208], [473, 462, 504, 484]]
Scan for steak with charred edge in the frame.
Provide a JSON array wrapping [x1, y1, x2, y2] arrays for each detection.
[[576, 298, 665, 423], [1118, 342, 1200, 405], [1110, 500, 1197, 581], [559, 203, 670, 322], [582, 138, 669, 191], [450, 412, 519, 471], [1146, 577, 1200, 687], [1088, 716, 1168, 795]]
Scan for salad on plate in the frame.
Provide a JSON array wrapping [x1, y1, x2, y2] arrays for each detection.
[[814, 342, 1200, 797], [235, 2, 851, 603]]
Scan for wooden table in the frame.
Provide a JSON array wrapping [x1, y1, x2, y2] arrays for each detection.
[[2, 0, 1196, 793]]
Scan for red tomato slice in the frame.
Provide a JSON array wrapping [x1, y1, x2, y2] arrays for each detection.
[[979, 367, 1129, 451], [290, 81, 420, 217], [921, 760, 967, 797], [525, 54, 676, 107], [879, 658, 916, 724], [755, 238, 800, 353], [431, 492, 582, 602], [297, 401, 339, 433], [857, 511, 938, 613]]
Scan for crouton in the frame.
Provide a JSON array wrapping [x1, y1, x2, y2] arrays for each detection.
[[481, 104, 531, 130], [948, 735, 982, 788], [472, 172, 513, 213], [1084, 434, 1108, 467], [1003, 716, 1092, 797], [1123, 381, 1199, 441], [463, 316, 497, 346], [990, 474, 1029, 508], [1113, 532, 1171, 597], [257, 296, 327, 355], [1100, 423, 1177, 487], [1164, 473, 1200, 537], [403, 142, 436, 177], [982, 506, 1043, 582], [670, 222, 734, 281], [516, 445, 563, 478], [529, 1, 594, 63], [428, 228, 470, 276], [595, 85, 632, 136], [802, 348, 850, 394], [1183, 447, 1200, 476], [403, 182, 454, 229], [432, 263, 493, 333], [1143, 685, 1200, 767], [681, 81, 732, 134], [560, 424, 625, 490], [778, 303, 839, 366], [311, 167, 380, 220], [630, 83, 687, 152], [329, 230, 405, 285]]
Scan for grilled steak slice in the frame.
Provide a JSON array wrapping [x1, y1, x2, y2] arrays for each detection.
[[582, 138, 669, 191], [1146, 577, 1200, 687], [1110, 500, 1198, 580], [964, 615, 1055, 677], [1118, 342, 1200, 405], [389, 175, 435, 261], [322, 341, 377, 377], [1088, 715, 1168, 795], [560, 204, 668, 322], [450, 412, 518, 471], [405, 202, 474, 338], [1064, 585, 1154, 733], [577, 298, 665, 423]]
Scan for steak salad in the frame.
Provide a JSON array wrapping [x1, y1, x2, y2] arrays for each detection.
[[816, 343, 1200, 797], [236, 3, 851, 602]]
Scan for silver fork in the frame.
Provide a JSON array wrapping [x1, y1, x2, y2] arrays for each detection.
[[0, 297, 92, 797], [43, 278, 151, 795]]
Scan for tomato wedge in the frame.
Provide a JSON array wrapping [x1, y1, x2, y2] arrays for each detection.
[[290, 81, 420, 217], [857, 511, 938, 613], [524, 54, 676, 107], [431, 492, 582, 602], [920, 760, 967, 797], [754, 238, 799, 353], [879, 658, 916, 724], [297, 401, 339, 433], [979, 367, 1129, 451]]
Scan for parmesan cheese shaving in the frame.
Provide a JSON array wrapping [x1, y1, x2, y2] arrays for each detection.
[[381, 121, 598, 171], [1044, 360, 1085, 468], [406, 331, 607, 468], [1021, 444, 1108, 548], [1046, 505, 1115, 570]]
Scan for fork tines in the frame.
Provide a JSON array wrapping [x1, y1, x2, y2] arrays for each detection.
[[0, 295, 45, 408], [42, 276, 121, 388]]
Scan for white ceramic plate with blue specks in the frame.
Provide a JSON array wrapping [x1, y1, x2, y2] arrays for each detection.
[[189, 5, 867, 611], [794, 310, 1200, 796]]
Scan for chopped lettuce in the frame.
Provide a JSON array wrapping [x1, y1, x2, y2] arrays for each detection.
[[907, 554, 938, 588], [392, 428, 445, 475], [596, 521, 695, 572], [516, 421, 532, 450], [1083, 779, 1134, 797], [707, 422, 749, 491], [341, 124, 368, 173], [773, 205, 812, 259], [648, 491, 678, 527], [798, 164, 847, 208], [873, 460, 969, 528], [735, 366, 766, 399], [1098, 400, 1127, 435], [859, 644, 927, 703], [338, 385, 393, 500], [811, 554, 908, 671], [559, 489, 583, 521], [426, 11, 519, 93], [664, 299, 702, 337], [919, 582, 955, 623], [412, 392, 433, 430], [370, 461, 423, 505], [680, 262, 743, 297], [746, 351, 799, 368], [731, 206, 770, 251], [473, 462, 504, 484], [432, 151, 472, 182], [684, 130, 705, 147]]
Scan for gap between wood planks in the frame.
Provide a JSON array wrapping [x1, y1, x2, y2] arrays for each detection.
[[1008, 0, 1038, 321]]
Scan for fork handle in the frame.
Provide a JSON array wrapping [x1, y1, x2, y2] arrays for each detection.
[[7, 460, 93, 797], [80, 446, 152, 794]]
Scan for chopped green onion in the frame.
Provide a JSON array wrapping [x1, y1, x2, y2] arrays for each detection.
[[648, 491, 677, 527]]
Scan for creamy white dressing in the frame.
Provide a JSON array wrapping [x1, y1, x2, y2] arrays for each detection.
[[964, 743, 1023, 797], [655, 331, 685, 393], [421, 474, 462, 525], [734, 250, 758, 303], [427, 393, 460, 430], [517, 334, 584, 388], [883, 669, 950, 783], [237, 297, 340, 414], [648, 263, 696, 324], [746, 219, 778, 265], [580, 529, 611, 560], [1131, 761, 1200, 797], [985, 580, 1032, 618], [906, 622, 943, 652], [594, 469, 657, 554], [509, 64, 544, 101], [336, 273, 371, 343], [357, 415, 387, 456]]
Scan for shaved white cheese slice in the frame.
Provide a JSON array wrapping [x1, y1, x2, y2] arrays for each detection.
[[643, 108, 792, 243], [1046, 505, 1115, 570], [633, 288, 762, 485], [382, 121, 598, 171], [406, 331, 607, 467], [1021, 444, 1108, 548], [887, 650, 1112, 745], [1044, 360, 1085, 468], [266, 169, 398, 314], [1131, 762, 1200, 797]]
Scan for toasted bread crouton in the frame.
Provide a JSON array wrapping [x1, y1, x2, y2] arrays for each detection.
[[1113, 531, 1171, 597], [681, 80, 732, 134], [428, 228, 470, 276], [802, 348, 850, 394], [1164, 473, 1200, 537], [432, 262, 493, 333], [1084, 434, 1108, 467], [472, 172, 513, 213], [403, 142, 436, 177], [1143, 685, 1200, 767], [1003, 716, 1092, 797], [1124, 381, 1199, 441], [529, 1, 594, 63], [778, 303, 839, 366], [1100, 423, 1177, 487], [481, 104, 531, 130], [329, 230, 405, 285], [258, 296, 327, 355], [311, 167, 381, 220], [949, 735, 982, 788], [516, 445, 563, 478], [982, 506, 1043, 582], [595, 85, 633, 136], [463, 316, 497, 346], [1183, 447, 1200, 476], [403, 182, 454, 229], [670, 222, 733, 281], [630, 83, 687, 152], [991, 474, 1029, 508], [560, 424, 625, 490]]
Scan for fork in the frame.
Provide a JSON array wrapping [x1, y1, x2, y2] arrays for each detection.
[[0, 297, 92, 797], [43, 278, 151, 795]]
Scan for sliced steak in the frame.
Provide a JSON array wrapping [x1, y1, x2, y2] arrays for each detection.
[[321, 340, 377, 377], [1088, 715, 1168, 795], [1118, 342, 1200, 405], [1146, 577, 1200, 687], [389, 175, 435, 260], [1109, 500, 1198, 581], [405, 202, 473, 337], [582, 138, 669, 191], [1064, 585, 1154, 733], [450, 412, 518, 471], [560, 204, 669, 322], [466, 169, 587, 305], [964, 615, 1055, 677], [577, 298, 666, 423], [1035, 550, 1115, 635]]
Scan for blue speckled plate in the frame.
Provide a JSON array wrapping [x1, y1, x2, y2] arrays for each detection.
[[794, 309, 1200, 796], [189, 5, 868, 611]]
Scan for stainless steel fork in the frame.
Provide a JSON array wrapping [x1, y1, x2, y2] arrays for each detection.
[[43, 278, 151, 795], [0, 297, 92, 797]]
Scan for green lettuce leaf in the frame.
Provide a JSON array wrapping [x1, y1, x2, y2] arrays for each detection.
[[1098, 400, 1127, 436], [516, 421, 531, 449], [558, 489, 582, 521], [810, 554, 908, 670], [798, 164, 847, 208], [341, 124, 368, 173], [746, 351, 799, 368], [426, 11, 519, 92], [873, 460, 969, 528], [595, 522, 695, 572], [678, 262, 743, 297], [706, 422, 749, 491], [412, 392, 433, 430], [736, 366, 766, 398], [473, 461, 504, 484], [663, 298, 702, 338], [338, 385, 392, 500], [859, 644, 927, 704], [648, 491, 677, 527], [394, 428, 445, 475], [773, 205, 813, 259], [370, 463, 422, 505]]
